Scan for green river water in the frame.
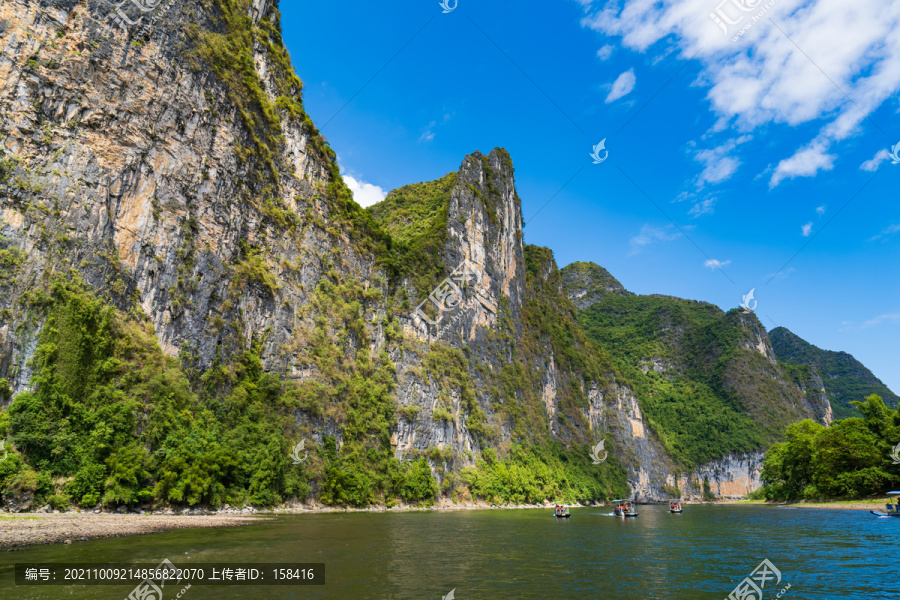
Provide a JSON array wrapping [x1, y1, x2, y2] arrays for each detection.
[[1, 504, 897, 599]]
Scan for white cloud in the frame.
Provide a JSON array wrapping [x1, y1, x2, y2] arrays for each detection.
[[770, 141, 836, 188], [698, 154, 740, 185], [860, 148, 891, 172], [801, 222, 813, 236], [628, 224, 681, 254], [704, 258, 731, 269], [418, 113, 453, 143], [692, 135, 752, 186], [343, 174, 387, 208], [688, 197, 717, 217], [870, 223, 900, 241], [862, 312, 900, 328], [596, 44, 615, 60], [606, 69, 637, 103], [576, 0, 900, 186], [816, 205, 826, 215], [419, 120, 437, 143]]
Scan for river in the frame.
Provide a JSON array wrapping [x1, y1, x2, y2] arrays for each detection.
[[1, 504, 897, 599]]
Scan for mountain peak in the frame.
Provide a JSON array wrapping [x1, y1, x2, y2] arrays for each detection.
[[560, 261, 631, 310]]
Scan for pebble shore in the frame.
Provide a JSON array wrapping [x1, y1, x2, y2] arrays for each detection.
[[0, 512, 270, 550]]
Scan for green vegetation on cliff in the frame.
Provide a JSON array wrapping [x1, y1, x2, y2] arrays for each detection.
[[0, 256, 630, 509], [770, 326, 898, 420], [559, 261, 630, 310], [0, 278, 436, 509], [188, 0, 394, 262], [576, 292, 764, 466], [461, 442, 623, 505], [368, 173, 458, 295], [565, 262, 832, 469], [454, 246, 629, 502], [758, 395, 900, 499]]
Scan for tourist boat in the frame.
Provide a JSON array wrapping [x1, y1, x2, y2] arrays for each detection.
[[612, 499, 639, 518], [870, 491, 900, 517], [669, 500, 683, 513], [553, 502, 571, 518]]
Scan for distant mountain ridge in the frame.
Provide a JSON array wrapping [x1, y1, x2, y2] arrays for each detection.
[[769, 327, 898, 420], [561, 262, 833, 470]]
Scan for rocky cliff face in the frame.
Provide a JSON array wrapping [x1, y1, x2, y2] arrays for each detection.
[[723, 310, 834, 428], [770, 326, 898, 420], [559, 261, 631, 310], [0, 0, 352, 391], [561, 262, 837, 500], [0, 0, 840, 509], [0, 0, 632, 507]]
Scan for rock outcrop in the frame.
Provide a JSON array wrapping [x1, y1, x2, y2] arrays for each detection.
[[559, 261, 631, 310]]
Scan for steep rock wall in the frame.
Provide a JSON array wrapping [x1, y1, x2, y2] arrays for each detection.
[[0, 0, 822, 506]]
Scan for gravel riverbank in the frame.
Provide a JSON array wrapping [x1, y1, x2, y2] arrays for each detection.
[[0, 513, 270, 550]]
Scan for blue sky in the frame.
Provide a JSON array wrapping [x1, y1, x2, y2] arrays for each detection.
[[280, 0, 900, 395]]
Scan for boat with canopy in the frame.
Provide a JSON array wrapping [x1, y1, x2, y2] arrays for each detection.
[[870, 491, 900, 517], [612, 499, 638, 518]]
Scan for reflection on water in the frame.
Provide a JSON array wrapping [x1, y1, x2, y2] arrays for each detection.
[[0, 504, 897, 599]]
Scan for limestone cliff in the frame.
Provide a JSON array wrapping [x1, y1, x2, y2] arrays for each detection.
[[0, 0, 633, 508], [770, 326, 898, 420], [0, 0, 842, 510], [563, 262, 836, 500]]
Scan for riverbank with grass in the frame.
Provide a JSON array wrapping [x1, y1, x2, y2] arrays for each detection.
[[782, 497, 896, 511], [728, 497, 896, 510]]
